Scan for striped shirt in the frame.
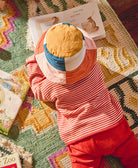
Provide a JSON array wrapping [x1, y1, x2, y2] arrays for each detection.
[[26, 55, 124, 145]]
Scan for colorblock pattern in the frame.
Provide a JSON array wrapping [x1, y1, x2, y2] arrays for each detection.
[[36, 24, 97, 84]]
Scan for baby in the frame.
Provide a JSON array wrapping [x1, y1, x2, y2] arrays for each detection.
[[26, 23, 138, 168]]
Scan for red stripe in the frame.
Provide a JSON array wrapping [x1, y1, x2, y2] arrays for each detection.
[[25, 60, 37, 66]]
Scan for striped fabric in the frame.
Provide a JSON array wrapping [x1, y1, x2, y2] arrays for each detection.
[[26, 23, 124, 145], [26, 56, 124, 145]]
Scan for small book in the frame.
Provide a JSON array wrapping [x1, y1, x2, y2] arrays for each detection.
[[29, 0, 106, 47], [0, 70, 29, 135], [0, 153, 22, 168]]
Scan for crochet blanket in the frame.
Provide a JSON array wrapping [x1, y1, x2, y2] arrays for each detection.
[[0, 0, 137, 167]]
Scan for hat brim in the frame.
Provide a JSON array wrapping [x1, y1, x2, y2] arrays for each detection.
[[35, 28, 97, 84]]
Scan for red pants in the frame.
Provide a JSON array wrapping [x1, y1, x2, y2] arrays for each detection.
[[68, 118, 138, 168]]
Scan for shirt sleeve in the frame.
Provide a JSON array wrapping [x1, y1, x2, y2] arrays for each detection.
[[25, 55, 55, 102]]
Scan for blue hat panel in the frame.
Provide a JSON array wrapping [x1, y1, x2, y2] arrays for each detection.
[[44, 44, 66, 71]]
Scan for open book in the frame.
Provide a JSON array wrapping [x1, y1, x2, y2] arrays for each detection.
[[29, 0, 105, 47], [0, 70, 29, 135]]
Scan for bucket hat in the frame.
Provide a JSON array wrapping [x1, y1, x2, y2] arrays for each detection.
[[35, 23, 97, 84]]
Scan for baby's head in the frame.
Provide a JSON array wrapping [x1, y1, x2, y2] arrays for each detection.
[[35, 23, 97, 84], [46, 23, 83, 57]]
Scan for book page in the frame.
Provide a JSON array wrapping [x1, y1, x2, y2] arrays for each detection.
[[29, 0, 105, 46], [0, 70, 29, 135], [29, 13, 64, 46]]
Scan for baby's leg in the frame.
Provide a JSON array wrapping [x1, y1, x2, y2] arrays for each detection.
[[112, 131, 138, 168], [68, 136, 104, 168]]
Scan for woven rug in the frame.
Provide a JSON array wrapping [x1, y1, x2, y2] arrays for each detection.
[[0, 0, 138, 168]]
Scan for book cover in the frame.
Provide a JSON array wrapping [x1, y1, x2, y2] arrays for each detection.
[[29, 0, 106, 47], [0, 153, 22, 168], [0, 70, 29, 135]]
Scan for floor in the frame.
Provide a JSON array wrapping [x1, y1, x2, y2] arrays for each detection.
[[107, 0, 138, 46], [1, 0, 137, 46]]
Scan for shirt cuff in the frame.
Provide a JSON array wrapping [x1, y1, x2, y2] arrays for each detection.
[[25, 54, 37, 66]]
